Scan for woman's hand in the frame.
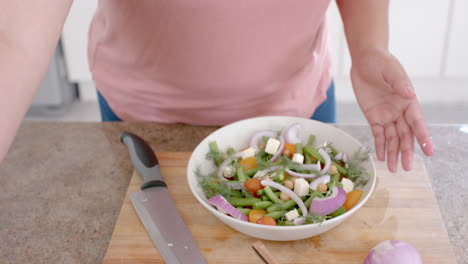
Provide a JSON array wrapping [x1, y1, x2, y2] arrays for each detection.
[[351, 48, 434, 172]]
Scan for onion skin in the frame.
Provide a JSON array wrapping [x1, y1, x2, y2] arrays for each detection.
[[207, 194, 248, 222], [309, 186, 346, 216], [318, 148, 331, 174], [364, 240, 422, 264]]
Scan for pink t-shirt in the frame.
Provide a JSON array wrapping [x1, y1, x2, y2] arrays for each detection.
[[88, 0, 332, 125]]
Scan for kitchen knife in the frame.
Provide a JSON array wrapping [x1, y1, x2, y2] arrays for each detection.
[[121, 132, 206, 264]]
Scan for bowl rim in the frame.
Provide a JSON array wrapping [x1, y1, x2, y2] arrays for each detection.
[[187, 115, 377, 230]]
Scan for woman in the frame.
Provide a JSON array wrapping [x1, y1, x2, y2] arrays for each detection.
[[0, 0, 434, 172]]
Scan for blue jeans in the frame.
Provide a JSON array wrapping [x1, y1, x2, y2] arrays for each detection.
[[97, 81, 336, 123]]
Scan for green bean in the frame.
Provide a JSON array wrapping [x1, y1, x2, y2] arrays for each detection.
[[227, 147, 236, 156], [257, 189, 265, 196], [265, 211, 283, 220], [330, 146, 339, 157], [336, 182, 343, 189], [304, 154, 312, 164], [266, 199, 297, 213], [236, 207, 251, 215], [230, 190, 242, 197], [295, 143, 303, 155], [253, 201, 273, 210], [304, 145, 322, 162], [261, 195, 270, 201], [263, 186, 283, 204], [245, 168, 260, 177], [329, 206, 346, 218], [331, 174, 340, 183], [307, 134, 316, 146], [274, 191, 281, 196], [277, 221, 295, 226], [236, 166, 248, 183], [305, 191, 321, 208], [273, 167, 285, 182], [332, 161, 348, 175], [209, 141, 224, 166], [228, 197, 261, 207]]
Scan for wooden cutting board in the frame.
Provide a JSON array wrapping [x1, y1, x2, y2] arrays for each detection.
[[103, 152, 456, 264]]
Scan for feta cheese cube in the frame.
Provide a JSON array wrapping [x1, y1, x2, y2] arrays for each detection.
[[222, 165, 236, 178], [241, 147, 256, 160], [294, 178, 309, 197], [285, 209, 300, 221], [292, 153, 304, 164], [341, 177, 355, 193], [265, 138, 281, 155]]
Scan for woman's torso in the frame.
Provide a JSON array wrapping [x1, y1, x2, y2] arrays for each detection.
[[88, 0, 332, 125]]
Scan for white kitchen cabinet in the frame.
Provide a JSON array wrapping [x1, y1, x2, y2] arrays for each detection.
[[62, 0, 97, 101], [445, 0, 468, 77], [341, 0, 450, 77]]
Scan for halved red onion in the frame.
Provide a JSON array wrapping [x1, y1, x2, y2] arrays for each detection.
[[318, 148, 331, 174], [285, 168, 320, 179], [293, 217, 306, 225], [309, 186, 346, 216], [309, 175, 331, 190], [253, 166, 281, 178], [364, 240, 422, 264], [261, 180, 308, 217], [284, 123, 301, 144], [301, 163, 321, 171], [207, 194, 248, 222], [270, 135, 285, 162], [249, 130, 277, 151], [217, 152, 242, 179]]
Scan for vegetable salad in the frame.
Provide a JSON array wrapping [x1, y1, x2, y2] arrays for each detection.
[[196, 123, 370, 226]]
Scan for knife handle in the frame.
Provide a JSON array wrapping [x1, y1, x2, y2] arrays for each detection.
[[121, 132, 166, 190]]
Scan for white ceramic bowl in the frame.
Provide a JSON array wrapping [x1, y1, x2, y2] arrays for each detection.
[[187, 116, 376, 241]]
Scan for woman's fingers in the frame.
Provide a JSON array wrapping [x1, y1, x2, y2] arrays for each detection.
[[397, 117, 414, 171], [384, 123, 400, 172], [405, 102, 434, 157], [371, 124, 386, 161]]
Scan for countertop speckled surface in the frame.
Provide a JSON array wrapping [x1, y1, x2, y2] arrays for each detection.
[[0, 122, 466, 264]]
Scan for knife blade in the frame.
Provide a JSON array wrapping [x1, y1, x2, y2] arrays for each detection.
[[121, 132, 206, 264]]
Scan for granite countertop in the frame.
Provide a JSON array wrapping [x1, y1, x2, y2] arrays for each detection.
[[0, 122, 466, 264]]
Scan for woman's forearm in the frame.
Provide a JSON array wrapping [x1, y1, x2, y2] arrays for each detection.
[[336, 0, 389, 59], [0, 0, 73, 163]]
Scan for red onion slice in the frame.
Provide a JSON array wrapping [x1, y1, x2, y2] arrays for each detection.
[[309, 175, 331, 190], [207, 194, 248, 222], [309, 186, 346, 216], [318, 148, 331, 174], [293, 217, 306, 225], [301, 163, 321, 171], [285, 168, 320, 179], [334, 152, 343, 160], [334, 152, 349, 163], [342, 152, 349, 163], [284, 123, 301, 144], [249, 130, 277, 151], [261, 180, 308, 217], [253, 166, 281, 178], [270, 135, 285, 162], [217, 152, 242, 179]]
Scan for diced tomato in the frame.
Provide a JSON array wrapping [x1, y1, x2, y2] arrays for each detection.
[[244, 178, 264, 195], [283, 144, 296, 158], [343, 190, 363, 211], [239, 157, 258, 171], [249, 209, 267, 223], [256, 216, 277, 226]]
